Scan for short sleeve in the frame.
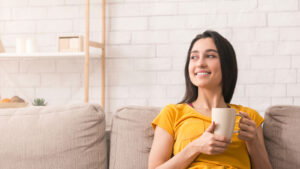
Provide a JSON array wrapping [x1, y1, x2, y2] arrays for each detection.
[[152, 104, 176, 137], [245, 108, 264, 128]]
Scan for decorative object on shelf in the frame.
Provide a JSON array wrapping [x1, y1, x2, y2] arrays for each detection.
[[32, 98, 47, 106], [11, 96, 25, 103], [16, 37, 37, 53], [0, 39, 5, 53], [0, 96, 28, 108], [25, 38, 37, 53], [16, 38, 26, 53], [0, 98, 11, 103], [58, 35, 84, 52]]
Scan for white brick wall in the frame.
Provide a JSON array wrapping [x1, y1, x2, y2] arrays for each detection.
[[132, 31, 169, 44], [280, 28, 300, 40], [1, 0, 300, 124], [187, 14, 227, 29], [108, 3, 140, 17], [28, 0, 64, 6], [20, 60, 56, 73], [269, 12, 300, 26], [37, 20, 73, 33], [149, 16, 186, 30], [12, 7, 47, 20], [5, 21, 36, 33], [111, 17, 148, 30], [48, 6, 80, 19], [107, 45, 155, 58], [258, 0, 298, 11], [140, 3, 177, 16], [0, 0, 28, 7], [0, 8, 11, 20]]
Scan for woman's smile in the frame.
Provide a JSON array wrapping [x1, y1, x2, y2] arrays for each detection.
[[195, 70, 211, 77]]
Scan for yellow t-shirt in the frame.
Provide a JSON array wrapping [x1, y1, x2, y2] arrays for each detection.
[[152, 103, 264, 169]]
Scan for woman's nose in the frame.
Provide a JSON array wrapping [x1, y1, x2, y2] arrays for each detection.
[[197, 55, 207, 68]]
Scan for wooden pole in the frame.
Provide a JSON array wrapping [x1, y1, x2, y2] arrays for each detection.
[[101, 0, 106, 109], [0, 40, 4, 53], [84, 0, 90, 103]]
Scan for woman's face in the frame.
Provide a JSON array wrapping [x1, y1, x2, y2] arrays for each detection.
[[188, 38, 222, 89]]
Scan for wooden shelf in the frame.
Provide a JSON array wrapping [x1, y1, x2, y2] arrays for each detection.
[[0, 52, 100, 58]]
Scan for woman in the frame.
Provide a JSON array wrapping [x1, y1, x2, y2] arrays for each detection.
[[148, 30, 272, 169]]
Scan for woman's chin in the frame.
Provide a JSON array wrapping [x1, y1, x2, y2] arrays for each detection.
[[194, 82, 220, 89]]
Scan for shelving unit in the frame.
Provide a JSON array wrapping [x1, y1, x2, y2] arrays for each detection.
[[0, 0, 106, 108], [85, 0, 106, 108]]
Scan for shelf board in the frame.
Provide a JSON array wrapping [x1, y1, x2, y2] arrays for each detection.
[[0, 52, 100, 58]]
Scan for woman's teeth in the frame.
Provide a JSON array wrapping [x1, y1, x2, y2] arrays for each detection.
[[196, 72, 210, 76]]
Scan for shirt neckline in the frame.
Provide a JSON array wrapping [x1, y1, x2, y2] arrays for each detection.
[[184, 103, 233, 121]]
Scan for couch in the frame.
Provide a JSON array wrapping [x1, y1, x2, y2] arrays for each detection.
[[0, 103, 299, 169]]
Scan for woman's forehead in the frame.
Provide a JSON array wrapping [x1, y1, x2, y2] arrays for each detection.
[[192, 38, 217, 51]]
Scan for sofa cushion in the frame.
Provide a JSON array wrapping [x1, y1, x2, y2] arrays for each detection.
[[263, 105, 300, 169], [0, 103, 107, 169], [109, 106, 161, 169]]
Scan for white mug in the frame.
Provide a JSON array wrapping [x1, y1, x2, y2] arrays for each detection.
[[212, 108, 242, 138]]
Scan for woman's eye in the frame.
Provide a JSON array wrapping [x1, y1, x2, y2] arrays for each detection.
[[191, 56, 197, 59], [207, 55, 216, 58]]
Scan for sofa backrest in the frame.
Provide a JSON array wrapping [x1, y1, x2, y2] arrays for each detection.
[[0, 103, 107, 169], [109, 106, 161, 169], [263, 105, 300, 169]]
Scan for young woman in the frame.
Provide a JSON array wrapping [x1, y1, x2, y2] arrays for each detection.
[[148, 30, 272, 169]]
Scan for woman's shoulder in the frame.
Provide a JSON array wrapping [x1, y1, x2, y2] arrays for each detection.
[[162, 103, 189, 112], [229, 103, 258, 114], [229, 103, 264, 127], [161, 103, 190, 116]]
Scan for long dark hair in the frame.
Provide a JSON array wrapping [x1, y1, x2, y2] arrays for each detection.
[[180, 30, 238, 104]]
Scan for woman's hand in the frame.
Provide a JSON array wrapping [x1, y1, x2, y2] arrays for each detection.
[[238, 111, 258, 144], [190, 121, 232, 155]]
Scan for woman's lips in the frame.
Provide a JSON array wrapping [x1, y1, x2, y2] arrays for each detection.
[[195, 72, 211, 77]]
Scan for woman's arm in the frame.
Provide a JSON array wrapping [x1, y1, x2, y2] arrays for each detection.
[[238, 112, 272, 169], [148, 126, 199, 169], [148, 122, 231, 169], [246, 126, 272, 169]]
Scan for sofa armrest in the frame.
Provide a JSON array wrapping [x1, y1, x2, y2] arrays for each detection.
[[263, 105, 300, 169]]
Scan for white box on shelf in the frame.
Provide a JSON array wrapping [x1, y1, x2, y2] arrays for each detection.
[[58, 36, 83, 52]]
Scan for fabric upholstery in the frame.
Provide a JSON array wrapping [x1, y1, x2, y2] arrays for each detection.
[[0, 103, 107, 169], [263, 105, 300, 169], [109, 106, 161, 169]]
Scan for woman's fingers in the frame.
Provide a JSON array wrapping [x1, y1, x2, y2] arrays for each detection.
[[238, 126, 257, 141], [238, 130, 253, 140], [212, 140, 230, 148], [239, 111, 250, 119], [213, 135, 231, 143], [210, 147, 227, 154], [206, 121, 216, 133], [239, 123, 255, 132], [237, 111, 259, 143], [195, 130, 232, 155]]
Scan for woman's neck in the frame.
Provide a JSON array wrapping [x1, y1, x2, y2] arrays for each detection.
[[192, 87, 227, 111]]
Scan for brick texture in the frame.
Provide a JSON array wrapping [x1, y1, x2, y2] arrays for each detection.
[[1, 0, 300, 122]]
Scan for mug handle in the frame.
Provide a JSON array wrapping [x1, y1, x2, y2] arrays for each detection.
[[233, 113, 243, 134]]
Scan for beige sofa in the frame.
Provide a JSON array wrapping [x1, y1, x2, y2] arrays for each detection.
[[0, 104, 299, 169]]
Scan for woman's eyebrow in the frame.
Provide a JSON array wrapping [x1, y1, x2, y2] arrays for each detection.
[[191, 49, 218, 54], [206, 49, 218, 53]]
